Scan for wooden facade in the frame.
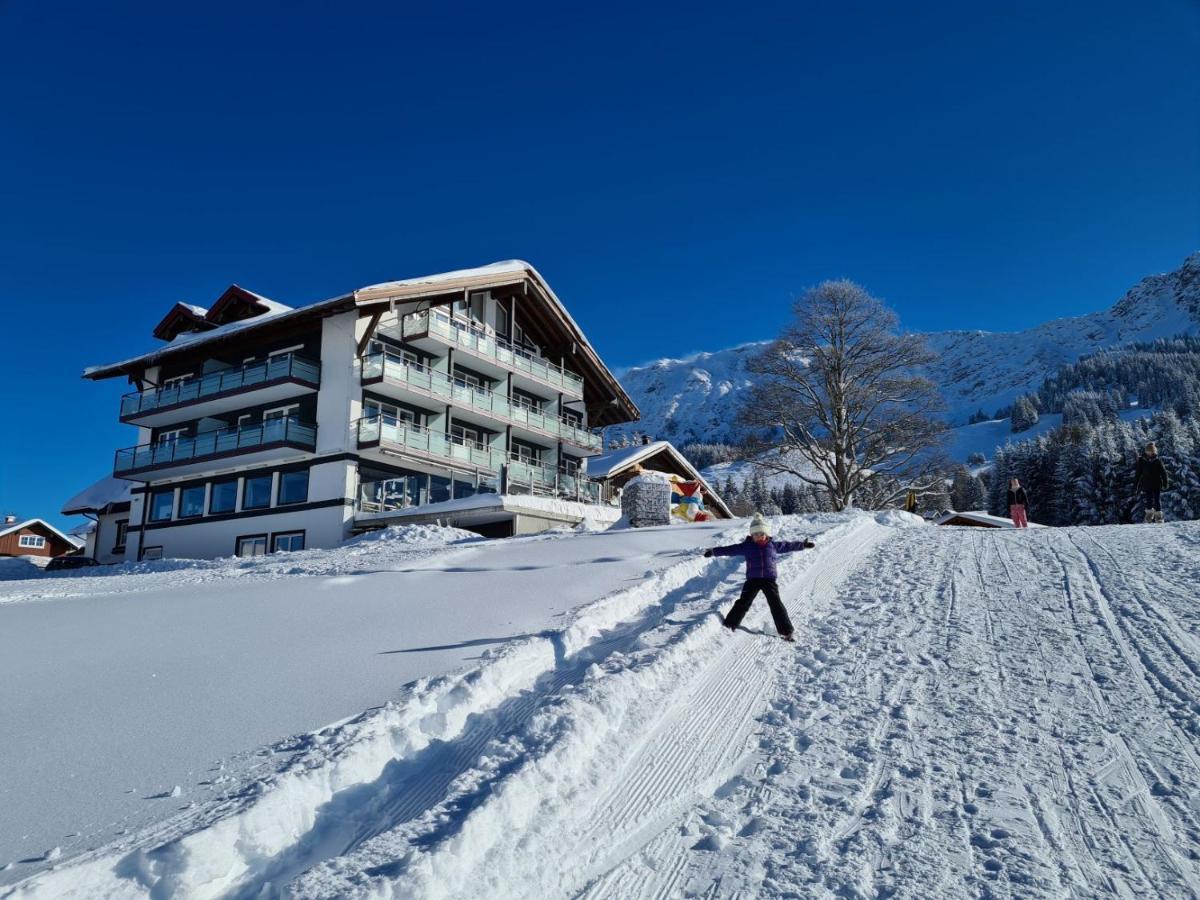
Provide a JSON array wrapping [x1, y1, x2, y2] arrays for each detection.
[[0, 520, 77, 558]]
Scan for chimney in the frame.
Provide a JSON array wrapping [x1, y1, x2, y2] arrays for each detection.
[[642, 435, 651, 445], [4, 514, 16, 525]]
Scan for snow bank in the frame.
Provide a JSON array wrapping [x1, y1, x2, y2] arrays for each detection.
[[13, 637, 557, 900], [2, 518, 739, 897]]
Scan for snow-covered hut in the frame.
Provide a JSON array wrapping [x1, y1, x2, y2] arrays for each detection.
[[586, 440, 733, 519], [935, 510, 1042, 529]]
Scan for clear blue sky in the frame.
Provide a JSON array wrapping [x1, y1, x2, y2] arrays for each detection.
[[1, 0, 1198, 529]]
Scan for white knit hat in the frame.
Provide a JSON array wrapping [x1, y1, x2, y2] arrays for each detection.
[[748, 513, 770, 536]]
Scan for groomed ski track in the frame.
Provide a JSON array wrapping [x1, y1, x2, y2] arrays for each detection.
[[10, 514, 1200, 899]]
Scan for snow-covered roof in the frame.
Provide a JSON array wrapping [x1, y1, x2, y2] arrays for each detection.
[[86, 296, 310, 377], [935, 510, 1044, 528], [0, 518, 76, 544], [86, 265, 531, 378], [586, 440, 733, 518], [180, 303, 209, 316], [61, 476, 135, 515], [587, 441, 675, 479], [355, 259, 531, 295]]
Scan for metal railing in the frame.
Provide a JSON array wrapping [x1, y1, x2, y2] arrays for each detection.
[[362, 349, 601, 450], [114, 417, 317, 474], [357, 417, 601, 504], [395, 308, 585, 396], [505, 454, 601, 503], [120, 353, 321, 419], [357, 416, 510, 471]]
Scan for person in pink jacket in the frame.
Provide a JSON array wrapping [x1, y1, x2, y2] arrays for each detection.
[[1007, 478, 1029, 528]]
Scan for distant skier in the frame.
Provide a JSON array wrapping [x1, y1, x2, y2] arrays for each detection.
[[1007, 478, 1029, 529], [1135, 442, 1169, 523], [703, 513, 814, 641]]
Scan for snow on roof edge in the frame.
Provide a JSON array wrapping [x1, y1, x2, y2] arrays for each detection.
[[61, 476, 135, 515], [0, 518, 77, 544]]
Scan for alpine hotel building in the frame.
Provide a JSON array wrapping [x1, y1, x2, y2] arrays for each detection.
[[82, 261, 640, 560]]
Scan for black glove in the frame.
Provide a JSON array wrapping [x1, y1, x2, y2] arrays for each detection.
[[803, 539, 815, 549], [703, 549, 713, 558]]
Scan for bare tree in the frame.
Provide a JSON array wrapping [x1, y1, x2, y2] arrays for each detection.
[[740, 280, 948, 510]]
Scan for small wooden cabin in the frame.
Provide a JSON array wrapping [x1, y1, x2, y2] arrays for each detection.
[[0, 517, 79, 558]]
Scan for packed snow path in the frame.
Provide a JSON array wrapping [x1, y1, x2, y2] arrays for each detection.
[[9, 516, 1200, 898]]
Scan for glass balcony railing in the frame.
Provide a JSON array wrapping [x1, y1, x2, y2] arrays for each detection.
[[357, 417, 600, 503], [399, 309, 585, 396], [357, 416, 509, 471], [506, 454, 600, 503], [120, 354, 321, 419], [114, 417, 317, 474], [362, 350, 601, 451]]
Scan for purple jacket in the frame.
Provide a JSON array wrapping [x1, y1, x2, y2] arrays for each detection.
[[710, 537, 810, 580]]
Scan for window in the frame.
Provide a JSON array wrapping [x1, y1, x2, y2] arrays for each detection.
[[178, 485, 205, 518], [272, 531, 305, 552], [236, 535, 267, 557], [453, 368, 488, 393], [114, 520, 129, 549], [511, 440, 542, 464], [264, 404, 299, 421], [561, 407, 583, 428], [149, 490, 175, 521], [429, 474, 451, 503], [157, 428, 187, 445], [511, 389, 543, 412], [161, 373, 193, 387], [451, 423, 482, 447], [18, 534, 46, 549], [470, 292, 488, 323], [210, 480, 238, 514], [242, 474, 273, 509], [278, 469, 309, 505], [365, 399, 417, 428], [495, 304, 509, 338], [140, 546, 163, 561]]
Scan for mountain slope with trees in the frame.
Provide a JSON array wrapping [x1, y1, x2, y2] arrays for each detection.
[[609, 252, 1200, 447]]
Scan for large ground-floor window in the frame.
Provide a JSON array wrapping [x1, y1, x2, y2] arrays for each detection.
[[359, 465, 498, 512]]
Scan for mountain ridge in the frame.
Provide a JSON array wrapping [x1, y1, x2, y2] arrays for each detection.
[[609, 251, 1200, 447]]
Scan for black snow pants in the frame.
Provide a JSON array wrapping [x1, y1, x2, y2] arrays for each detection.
[[1143, 487, 1162, 512], [723, 578, 793, 636]]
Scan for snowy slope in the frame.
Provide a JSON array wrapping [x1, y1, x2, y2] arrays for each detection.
[[7, 514, 1200, 898], [0, 522, 729, 888], [611, 251, 1200, 446]]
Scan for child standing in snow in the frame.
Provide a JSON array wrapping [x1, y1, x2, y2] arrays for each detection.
[[703, 513, 814, 641], [1007, 478, 1029, 529]]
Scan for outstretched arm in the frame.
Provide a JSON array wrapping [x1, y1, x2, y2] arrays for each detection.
[[773, 539, 815, 553], [704, 543, 744, 558]]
